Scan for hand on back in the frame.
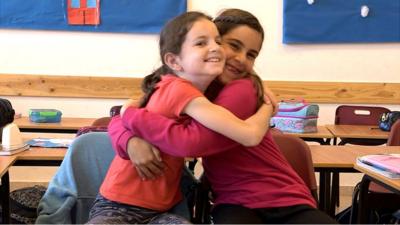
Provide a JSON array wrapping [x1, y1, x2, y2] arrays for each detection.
[[127, 137, 165, 180]]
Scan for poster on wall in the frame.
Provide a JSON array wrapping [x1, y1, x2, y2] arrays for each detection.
[[0, 0, 187, 33], [283, 0, 400, 43]]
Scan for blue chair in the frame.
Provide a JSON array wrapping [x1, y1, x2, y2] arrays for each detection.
[[36, 132, 193, 224]]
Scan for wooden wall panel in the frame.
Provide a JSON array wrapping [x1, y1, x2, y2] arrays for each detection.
[[1, 74, 399, 104]]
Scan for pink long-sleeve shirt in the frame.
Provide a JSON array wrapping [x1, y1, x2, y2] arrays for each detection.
[[109, 78, 316, 209]]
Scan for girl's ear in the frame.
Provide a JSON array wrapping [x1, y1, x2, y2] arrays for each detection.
[[164, 52, 183, 72]]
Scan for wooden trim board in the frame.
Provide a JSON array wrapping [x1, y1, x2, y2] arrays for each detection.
[[1, 74, 399, 104]]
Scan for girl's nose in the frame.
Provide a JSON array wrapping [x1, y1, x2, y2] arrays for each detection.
[[234, 51, 246, 64], [209, 40, 221, 52]]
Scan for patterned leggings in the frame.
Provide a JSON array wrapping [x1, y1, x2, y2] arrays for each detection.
[[87, 194, 191, 224]]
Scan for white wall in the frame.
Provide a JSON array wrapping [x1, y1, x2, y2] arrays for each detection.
[[1, 0, 399, 119], [2, 0, 400, 185]]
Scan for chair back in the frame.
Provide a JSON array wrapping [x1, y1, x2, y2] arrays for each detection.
[[91, 116, 112, 126], [36, 132, 115, 224], [272, 133, 318, 201], [387, 120, 400, 146], [335, 105, 390, 125], [335, 105, 390, 145]]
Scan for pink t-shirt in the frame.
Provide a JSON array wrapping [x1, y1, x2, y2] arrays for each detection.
[[100, 75, 203, 211]]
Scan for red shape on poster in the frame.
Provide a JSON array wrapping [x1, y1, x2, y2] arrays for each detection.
[[67, 0, 100, 25]]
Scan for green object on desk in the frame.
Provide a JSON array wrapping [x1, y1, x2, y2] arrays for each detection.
[[29, 109, 62, 123]]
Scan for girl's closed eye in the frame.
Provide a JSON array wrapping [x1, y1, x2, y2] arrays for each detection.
[[247, 52, 258, 60], [228, 41, 240, 51], [215, 37, 222, 46]]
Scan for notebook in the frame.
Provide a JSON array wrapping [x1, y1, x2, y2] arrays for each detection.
[[357, 154, 400, 179], [26, 138, 73, 148]]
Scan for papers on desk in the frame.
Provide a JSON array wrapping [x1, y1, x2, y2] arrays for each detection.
[[357, 154, 400, 179], [26, 138, 73, 148], [0, 143, 29, 155]]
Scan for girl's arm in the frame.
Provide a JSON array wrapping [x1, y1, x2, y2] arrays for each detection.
[[122, 78, 271, 147], [183, 97, 272, 146], [108, 116, 134, 159], [122, 79, 272, 157]]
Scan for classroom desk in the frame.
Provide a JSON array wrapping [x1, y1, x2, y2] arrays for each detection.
[[0, 147, 66, 224], [14, 116, 96, 133], [285, 126, 334, 145], [354, 164, 400, 223], [309, 145, 400, 216], [325, 124, 389, 145]]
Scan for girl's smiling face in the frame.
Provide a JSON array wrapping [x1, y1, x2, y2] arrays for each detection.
[[173, 18, 225, 90], [219, 25, 263, 84]]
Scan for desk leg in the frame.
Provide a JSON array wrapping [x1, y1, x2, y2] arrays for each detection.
[[329, 172, 339, 216], [357, 176, 371, 224], [319, 171, 332, 215], [0, 171, 10, 224], [323, 138, 331, 145]]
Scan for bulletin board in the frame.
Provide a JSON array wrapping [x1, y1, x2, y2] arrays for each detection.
[[283, 0, 400, 43], [0, 0, 187, 34]]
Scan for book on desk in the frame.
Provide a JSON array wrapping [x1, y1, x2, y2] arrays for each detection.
[[26, 138, 73, 148], [357, 154, 400, 179], [0, 143, 29, 155]]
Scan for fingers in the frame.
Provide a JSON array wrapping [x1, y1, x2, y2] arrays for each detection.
[[152, 147, 162, 162], [135, 166, 150, 180], [135, 165, 155, 180], [134, 161, 164, 180]]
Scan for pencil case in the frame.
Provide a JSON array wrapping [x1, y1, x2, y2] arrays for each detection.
[[276, 100, 319, 118], [271, 117, 318, 133], [29, 109, 62, 123]]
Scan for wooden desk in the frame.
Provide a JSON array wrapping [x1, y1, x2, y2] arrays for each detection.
[[354, 164, 400, 223], [310, 145, 400, 216], [325, 124, 389, 144], [354, 164, 400, 194], [286, 126, 334, 145], [0, 147, 66, 224], [14, 116, 96, 133]]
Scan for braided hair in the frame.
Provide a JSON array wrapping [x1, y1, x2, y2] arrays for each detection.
[[139, 11, 213, 107], [214, 9, 266, 109]]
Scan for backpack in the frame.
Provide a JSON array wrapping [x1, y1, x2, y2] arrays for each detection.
[[336, 182, 399, 224], [378, 111, 400, 131], [0, 185, 47, 224]]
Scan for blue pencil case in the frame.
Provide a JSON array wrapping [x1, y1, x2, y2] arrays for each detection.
[[29, 109, 62, 123], [276, 101, 319, 118], [271, 117, 318, 133]]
